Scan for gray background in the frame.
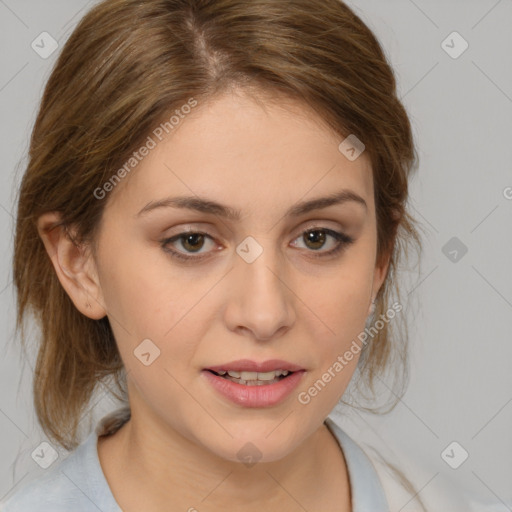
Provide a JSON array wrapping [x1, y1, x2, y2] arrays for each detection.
[[0, 1, 511, 510]]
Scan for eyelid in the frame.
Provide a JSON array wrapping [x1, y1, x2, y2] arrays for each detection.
[[163, 219, 348, 241], [160, 223, 355, 263], [293, 220, 347, 237]]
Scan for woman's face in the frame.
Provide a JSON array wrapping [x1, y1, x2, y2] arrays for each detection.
[[91, 89, 388, 463]]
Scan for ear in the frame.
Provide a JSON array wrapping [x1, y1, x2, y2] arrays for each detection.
[[369, 250, 391, 315], [37, 212, 107, 320]]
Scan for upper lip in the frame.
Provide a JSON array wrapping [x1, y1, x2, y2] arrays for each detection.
[[205, 359, 305, 373]]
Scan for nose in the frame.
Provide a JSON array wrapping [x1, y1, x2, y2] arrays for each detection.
[[223, 241, 296, 341]]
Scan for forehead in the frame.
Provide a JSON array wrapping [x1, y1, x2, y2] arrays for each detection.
[[105, 89, 374, 217]]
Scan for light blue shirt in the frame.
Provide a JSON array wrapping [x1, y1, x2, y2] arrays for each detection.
[[1, 413, 389, 512]]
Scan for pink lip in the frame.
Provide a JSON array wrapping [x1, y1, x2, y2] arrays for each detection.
[[202, 369, 306, 407], [205, 359, 305, 373]]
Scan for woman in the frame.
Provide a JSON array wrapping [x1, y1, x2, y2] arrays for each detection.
[[3, 0, 423, 510]]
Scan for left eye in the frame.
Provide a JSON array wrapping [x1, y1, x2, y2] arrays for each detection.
[[291, 228, 349, 252]]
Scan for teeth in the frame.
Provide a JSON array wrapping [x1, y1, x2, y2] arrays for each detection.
[[256, 371, 278, 381], [239, 371, 258, 380], [239, 379, 276, 386], [223, 369, 290, 381]]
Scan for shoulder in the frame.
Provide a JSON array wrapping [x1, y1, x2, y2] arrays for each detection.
[[0, 427, 122, 512], [325, 416, 390, 512], [0, 463, 83, 512]]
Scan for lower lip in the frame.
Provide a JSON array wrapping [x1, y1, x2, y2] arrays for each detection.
[[201, 370, 305, 407]]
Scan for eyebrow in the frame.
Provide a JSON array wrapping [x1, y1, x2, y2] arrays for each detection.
[[136, 189, 367, 220]]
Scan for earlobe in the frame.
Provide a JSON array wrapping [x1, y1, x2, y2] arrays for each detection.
[[367, 298, 376, 316], [36, 212, 107, 320]]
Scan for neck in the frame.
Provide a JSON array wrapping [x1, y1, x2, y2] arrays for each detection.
[[98, 405, 351, 511]]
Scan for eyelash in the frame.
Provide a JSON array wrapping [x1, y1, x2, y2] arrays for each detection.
[[160, 227, 355, 263]]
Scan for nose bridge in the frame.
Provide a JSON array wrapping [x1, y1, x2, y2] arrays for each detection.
[[226, 235, 294, 339], [237, 235, 287, 307]]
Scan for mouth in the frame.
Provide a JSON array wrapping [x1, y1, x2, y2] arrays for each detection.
[[205, 368, 294, 386], [202, 359, 305, 406]]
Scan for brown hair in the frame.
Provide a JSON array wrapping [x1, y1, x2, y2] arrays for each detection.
[[14, 0, 423, 468]]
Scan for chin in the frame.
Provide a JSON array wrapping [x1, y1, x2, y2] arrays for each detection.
[[206, 425, 303, 465]]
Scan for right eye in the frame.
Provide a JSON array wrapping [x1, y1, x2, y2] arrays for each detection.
[[160, 231, 218, 262]]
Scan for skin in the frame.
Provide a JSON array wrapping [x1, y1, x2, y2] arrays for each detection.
[[37, 88, 389, 512]]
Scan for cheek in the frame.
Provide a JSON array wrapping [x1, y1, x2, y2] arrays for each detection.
[[297, 275, 368, 413], [100, 250, 219, 385], [96, 235, 198, 335], [306, 266, 372, 341], [299, 258, 374, 402]]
